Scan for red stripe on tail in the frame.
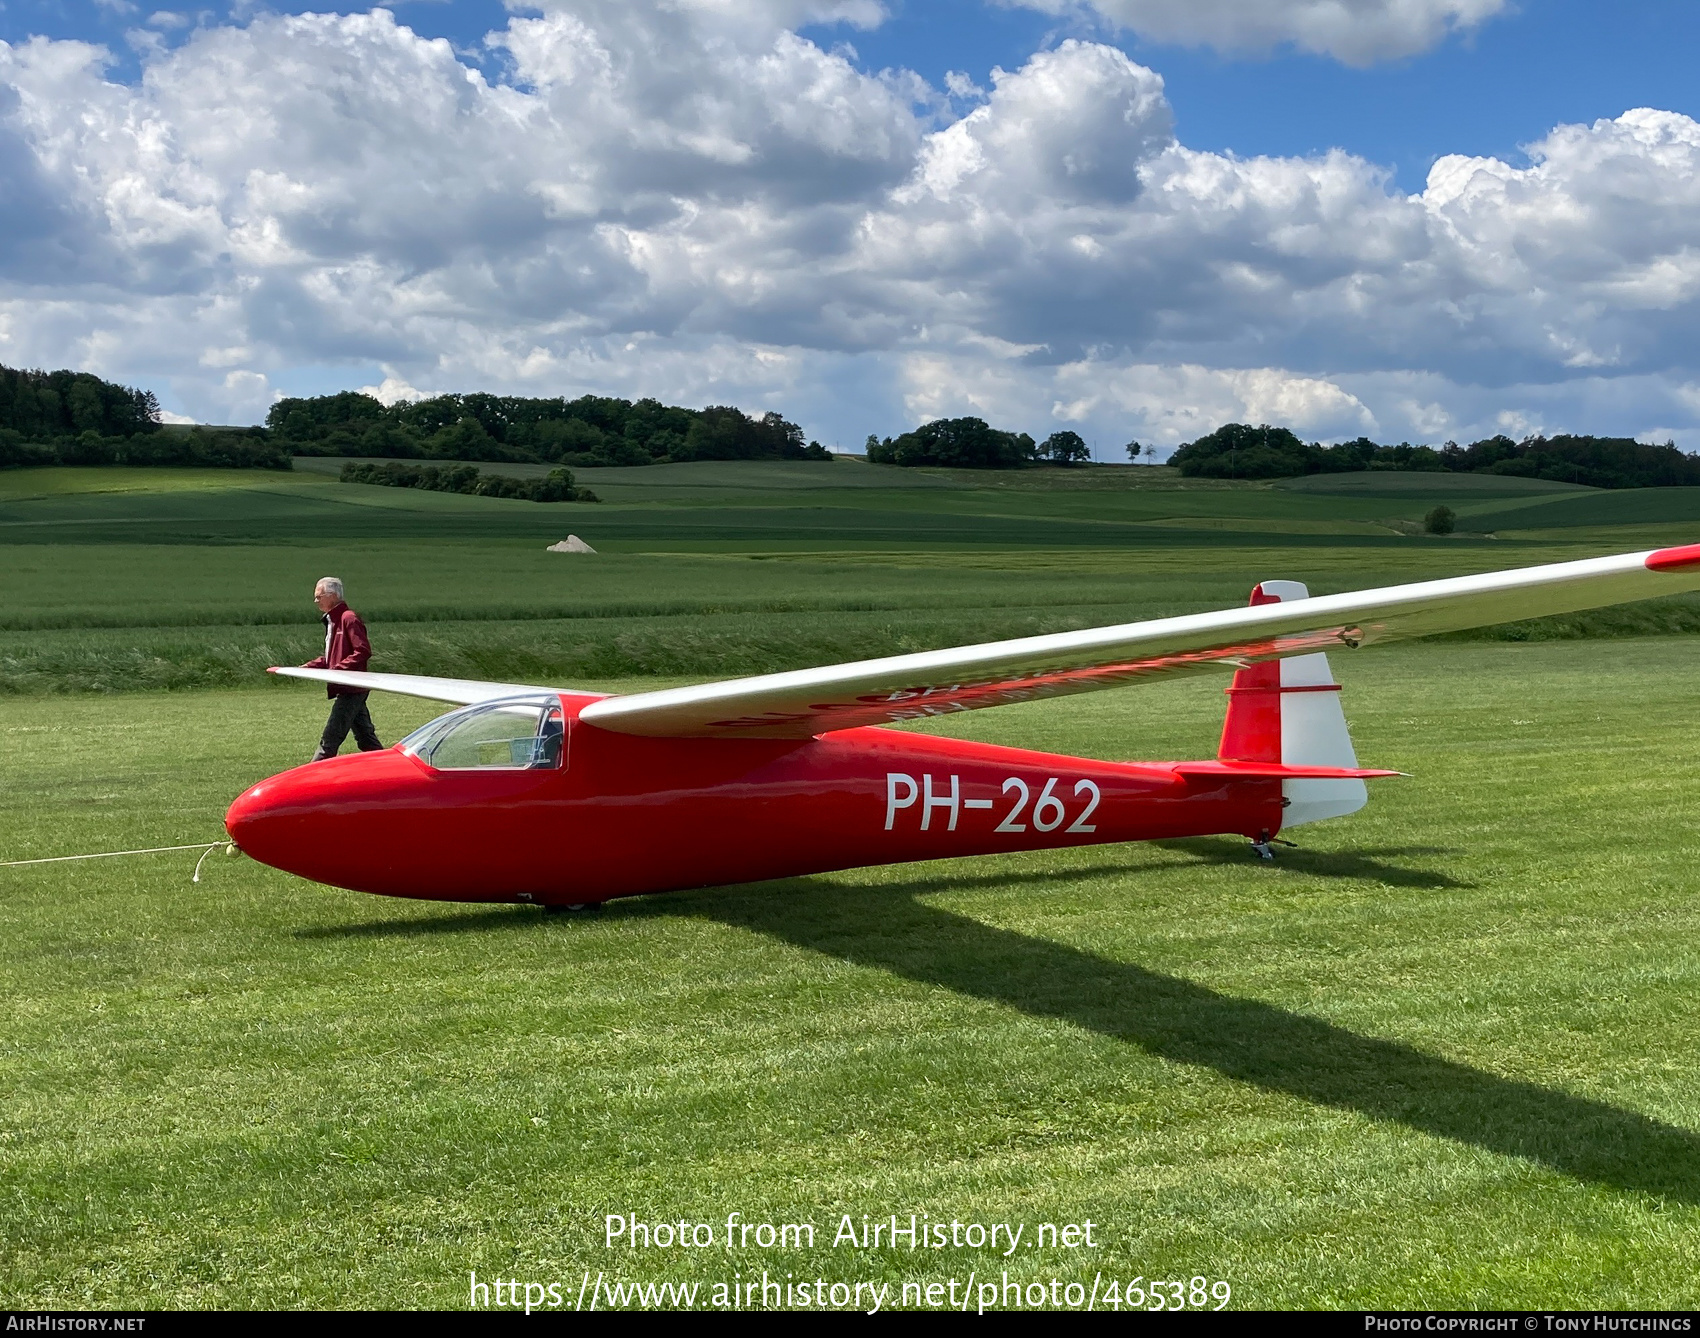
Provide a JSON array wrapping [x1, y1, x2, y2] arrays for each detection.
[[1218, 583, 1283, 763]]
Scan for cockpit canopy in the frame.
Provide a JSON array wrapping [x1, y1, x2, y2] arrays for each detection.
[[400, 696, 565, 770]]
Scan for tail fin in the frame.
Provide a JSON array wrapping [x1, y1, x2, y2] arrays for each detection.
[[1219, 580, 1368, 830]]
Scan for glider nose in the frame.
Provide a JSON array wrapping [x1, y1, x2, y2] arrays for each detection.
[[224, 778, 277, 850], [224, 749, 425, 887], [224, 772, 301, 861]]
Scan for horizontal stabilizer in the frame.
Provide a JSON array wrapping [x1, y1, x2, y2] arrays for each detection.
[[1169, 760, 1405, 781]]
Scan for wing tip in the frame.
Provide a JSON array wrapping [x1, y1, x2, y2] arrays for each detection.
[[1646, 543, 1700, 572]]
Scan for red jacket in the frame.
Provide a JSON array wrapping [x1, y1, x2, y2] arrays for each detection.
[[303, 603, 373, 697]]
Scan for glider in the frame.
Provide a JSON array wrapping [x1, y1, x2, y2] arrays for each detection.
[[225, 544, 1700, 908]]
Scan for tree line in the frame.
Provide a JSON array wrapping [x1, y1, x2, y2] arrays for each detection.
[[273, 392, 833, 467], [339, 460, 597, 503], [864, 415, 1700, 490], [0, 364, 834, 474], [1163, 423, 1700, 489], [9, 359, 1699, 492]]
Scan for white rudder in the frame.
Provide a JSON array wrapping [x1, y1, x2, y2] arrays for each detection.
[[1254, 580, 1368, 829]]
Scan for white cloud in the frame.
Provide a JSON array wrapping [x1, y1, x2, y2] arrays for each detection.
[[1017, 0, 1508, 65], [0, 9, 1698, 453], [942, 70, 984, 100], [216, 369, 274, 422], [903, 354, 1374, 446], [897, 42, 1170, 205], [357, 373, 427, 406], [923, 359, 1357, 454]]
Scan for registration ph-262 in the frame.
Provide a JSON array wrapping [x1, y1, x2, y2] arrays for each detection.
[[885, 773, 1100, 834]]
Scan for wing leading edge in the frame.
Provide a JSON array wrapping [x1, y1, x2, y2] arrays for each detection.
[[268, 667, 592, 706], [570, 543, 1700, 739]]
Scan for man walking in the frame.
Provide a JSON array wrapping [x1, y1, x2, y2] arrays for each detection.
[[303, 577, 383, 761]]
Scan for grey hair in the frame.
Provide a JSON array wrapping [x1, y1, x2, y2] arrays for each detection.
[[316, 577, 344, 599]]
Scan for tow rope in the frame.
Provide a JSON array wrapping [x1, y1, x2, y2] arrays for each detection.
[[1, 841, 238, 882]]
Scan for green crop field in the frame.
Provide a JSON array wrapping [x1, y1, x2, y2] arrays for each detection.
[[4, 461, 1700, 1310]]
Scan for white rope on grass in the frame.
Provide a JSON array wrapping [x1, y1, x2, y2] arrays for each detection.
[[191, 843, 227, 883], [0, 841, 232, 883]]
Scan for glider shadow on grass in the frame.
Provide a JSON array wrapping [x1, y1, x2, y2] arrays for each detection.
[[704, 872, 1700, 1206], [302, 849, 1696, 1203], [294, 855, 1216, 940]]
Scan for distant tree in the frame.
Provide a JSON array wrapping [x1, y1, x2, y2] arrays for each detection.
[[683, 406, 744, 461], [1124, 441, 1147, 463], [68, 380, 104, 433], [1170, 423, 1335, 479], [1424, 505, 1456, 535], [1169, 424, 1475, 480], [267, 391, 385, 443], [1040, 430, 1091, 466], [1370, 441, 1446, 472], [871, 417, 1036, 469], [677, 405, 774, 461], [427, 417, 499, 460]]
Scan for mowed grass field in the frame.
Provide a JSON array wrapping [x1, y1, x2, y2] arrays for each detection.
[[4, 460, 1700, 1309]]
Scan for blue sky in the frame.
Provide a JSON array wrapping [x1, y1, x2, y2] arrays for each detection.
[[2, 1, 1698, 451]]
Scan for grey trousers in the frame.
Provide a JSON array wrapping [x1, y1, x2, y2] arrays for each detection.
[[313, 692, 383, 761]]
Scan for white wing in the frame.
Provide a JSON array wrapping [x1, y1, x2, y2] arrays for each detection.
[[268, 667, 591, 706], [573, 543, 1700, 739], [268, 545, 1700, 738]]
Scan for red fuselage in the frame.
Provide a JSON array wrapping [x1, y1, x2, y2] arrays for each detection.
[[224, 693, 1282, 905]]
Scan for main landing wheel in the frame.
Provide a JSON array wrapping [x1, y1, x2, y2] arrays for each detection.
[[542, 902, 600, 916], [1249, 831, 1297, 860]]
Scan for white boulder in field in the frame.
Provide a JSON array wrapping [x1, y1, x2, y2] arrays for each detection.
[[546, 535, 597, 553]]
